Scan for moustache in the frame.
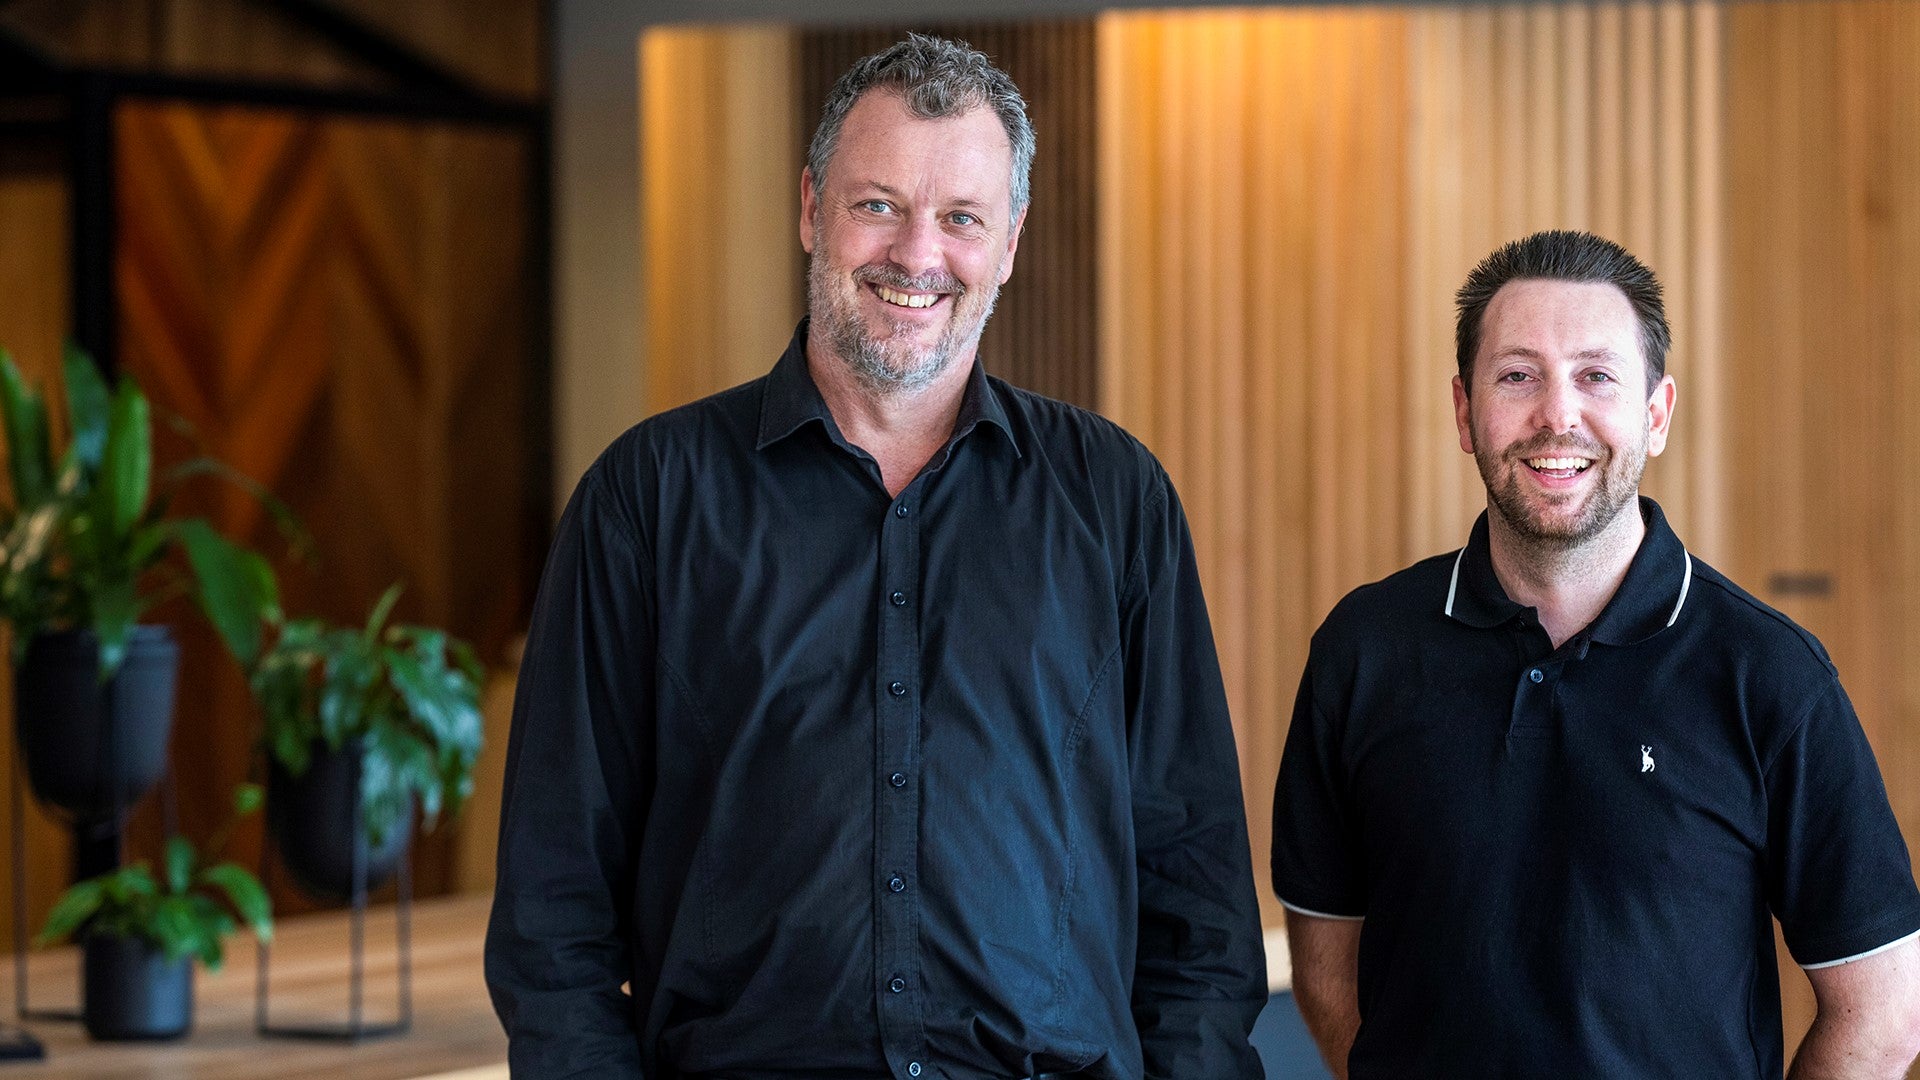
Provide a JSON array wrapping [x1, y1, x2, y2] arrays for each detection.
[[854, 264, 964, 297], [1503, 432, 1606, 460]]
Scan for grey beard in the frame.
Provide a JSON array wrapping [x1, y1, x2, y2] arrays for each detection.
[[808, 259, 1001, 399]]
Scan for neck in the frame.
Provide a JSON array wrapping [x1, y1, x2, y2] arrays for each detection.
[[1484, 498, 1647, 649], [804, 329, 974, 498]]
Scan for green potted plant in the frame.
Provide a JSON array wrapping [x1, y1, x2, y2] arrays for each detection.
[[0, 346, 279, 854], [252, 584, 483, 900], [35, 783, 273, 1041]]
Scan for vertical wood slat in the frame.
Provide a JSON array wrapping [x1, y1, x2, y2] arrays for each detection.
[[1098, 9, 1411, 930], [641, 26, 802, 415], [1098, 2, 1723, 933]]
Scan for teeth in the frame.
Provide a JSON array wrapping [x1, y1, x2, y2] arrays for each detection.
[[1526, 457, 1592, 471], [876, 286, 939, 309]]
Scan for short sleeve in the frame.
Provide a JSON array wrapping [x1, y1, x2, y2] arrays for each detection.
[[1271, 646, 1368, 920], [1766, 678, 1920, 967]]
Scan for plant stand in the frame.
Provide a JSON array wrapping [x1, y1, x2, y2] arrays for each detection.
[[253, 806, 412, 1041], [9, 755, 81, 1026]]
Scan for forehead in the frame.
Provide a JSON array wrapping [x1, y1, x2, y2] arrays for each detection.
[[825, 91, 1013, 208], [1478, 278, 1644, 366]]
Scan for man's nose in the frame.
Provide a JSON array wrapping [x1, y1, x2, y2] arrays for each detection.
[[889, 213, 944, 280], [1536, 375, 1581, 434]]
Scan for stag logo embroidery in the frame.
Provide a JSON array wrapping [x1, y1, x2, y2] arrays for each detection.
[[1640, 745, 1656, 774]]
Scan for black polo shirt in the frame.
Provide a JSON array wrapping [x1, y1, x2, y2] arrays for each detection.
[[1272, 498, 1920, 1079]]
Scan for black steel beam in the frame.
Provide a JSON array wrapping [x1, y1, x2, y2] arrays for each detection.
[[95, 67, 541, 128], [69, 72, 115, 376]]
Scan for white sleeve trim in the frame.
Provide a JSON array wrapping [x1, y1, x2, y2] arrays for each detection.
[[1800, 926, 1920, 970], [1264, 926, 1293, 993], [1277, 896, 1366, 922]]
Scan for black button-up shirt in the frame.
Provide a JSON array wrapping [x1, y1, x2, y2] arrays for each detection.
[[487, 323, 1266, 1079]]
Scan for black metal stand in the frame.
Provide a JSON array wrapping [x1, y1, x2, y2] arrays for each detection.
[[9, 754, 80, 1025], [254, 803, 412, 1041]]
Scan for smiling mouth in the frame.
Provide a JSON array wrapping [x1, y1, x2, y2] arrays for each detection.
[[1524, 456, 1594, 479], [873, 284, 945, 309]]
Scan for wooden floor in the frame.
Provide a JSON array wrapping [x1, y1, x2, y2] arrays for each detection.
[[0, 893, 506, 1079]]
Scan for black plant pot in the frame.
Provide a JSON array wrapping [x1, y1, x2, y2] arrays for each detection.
[[268, 739, 413, 903], [82, 932, 192, 1041], [14, 627, 179, 822]]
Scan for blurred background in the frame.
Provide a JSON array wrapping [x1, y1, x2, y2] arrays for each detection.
[[1, 0, 1916, 1072]]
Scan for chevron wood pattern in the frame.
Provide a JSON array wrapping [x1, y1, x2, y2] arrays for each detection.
[[112, 100, 539, 915]]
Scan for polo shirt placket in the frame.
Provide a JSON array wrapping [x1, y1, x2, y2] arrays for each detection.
[[875, 483, 930, 1079]]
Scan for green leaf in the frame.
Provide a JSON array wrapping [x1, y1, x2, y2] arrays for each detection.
[[35, 878, 105, 945], [233, 782, 264, 817], [319, 642, 378, 746], [95, 377, 150, 541], [159, 455, 312, 561], [89, 577, 140, 679], [363, 582, 403, 643], [175, 519, 277, 668], [150, 896, 204, 964], [199, 862, 272, 942], [164, 835, 194, 896], [60, 344, 111, 474], [0, 353, 52, 510]]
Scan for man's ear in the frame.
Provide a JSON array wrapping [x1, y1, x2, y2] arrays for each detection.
[[1453, 375, 1475, 455], [799, 167, 818, 254], [998, 206, 1028, 285], [1645, 374, 1676, 457]]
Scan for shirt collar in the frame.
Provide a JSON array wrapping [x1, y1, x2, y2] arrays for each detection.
[[755, 318, 1021, 457], [1442, 496, 1695, 646]]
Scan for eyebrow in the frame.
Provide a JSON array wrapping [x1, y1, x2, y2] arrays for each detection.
[[853, 182, 994, 213]]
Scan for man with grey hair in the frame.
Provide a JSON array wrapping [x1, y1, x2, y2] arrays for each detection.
[[488, 34, 1267, 1078]]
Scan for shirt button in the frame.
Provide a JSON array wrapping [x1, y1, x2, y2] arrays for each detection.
[[889, 771, 907, 788], [890, 590, 907, 606], [908, 1065, 921, 1078], [895, 504, 908, 518], [1529, 668, 1544, 683], [889, 975, 907, 993], [889, 681, 907, 697], [888, 874, 906, 893]]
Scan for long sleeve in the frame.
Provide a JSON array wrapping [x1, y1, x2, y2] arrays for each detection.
[[486, 467, 653, 1077], [1121, 478, 1268, 1079]]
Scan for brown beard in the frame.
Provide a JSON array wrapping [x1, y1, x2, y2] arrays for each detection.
[[1475, 427, 1646, 549]]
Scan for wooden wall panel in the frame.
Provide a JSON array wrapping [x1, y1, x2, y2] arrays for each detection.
[[1098, 8, 1414, 933], [1097, 3, 1724, 931], [113, 101, 540, 915], [0, 145, 82, 949], [1723, 0, 1920, 1057], [640, 25, 804, 414], [801, 22, 1100, 410]]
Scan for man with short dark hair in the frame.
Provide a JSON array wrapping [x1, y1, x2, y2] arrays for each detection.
[[1273, 229, 1920, 1078], [487, 35, 1267, 1079]]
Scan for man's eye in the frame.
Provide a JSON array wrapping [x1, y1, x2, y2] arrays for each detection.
[[951, 212, 978, 227], [1585, 371, 1613, 383], [861, 200, 891, 214], [1499, 371, 1530, 383]]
